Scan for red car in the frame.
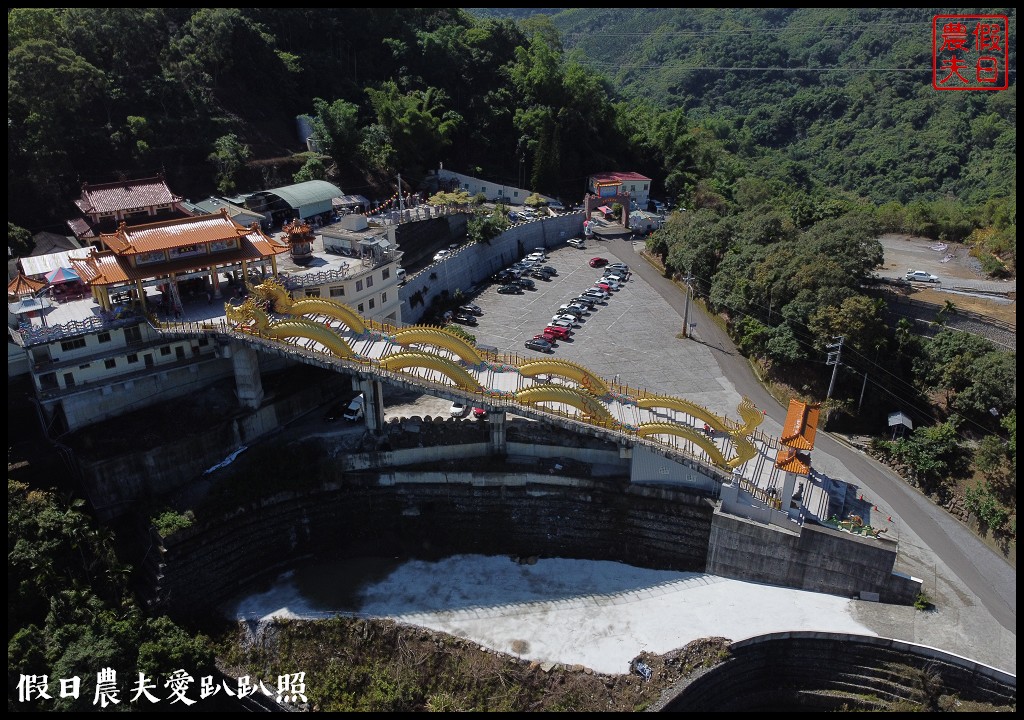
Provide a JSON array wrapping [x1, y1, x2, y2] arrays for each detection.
[[589, 257, 608, 268], [535, 331, 558, 344], [543, 325, 571, 340], [473, 407, 488, 419], [593, 281, 612, 291]]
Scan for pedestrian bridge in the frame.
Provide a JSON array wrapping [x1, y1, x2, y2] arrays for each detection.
[[205, 279, 766, 473]]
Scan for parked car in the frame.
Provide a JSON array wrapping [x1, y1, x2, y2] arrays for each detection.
[[451, 312, 477, 326], [602, 272, 627, 284], [539, 265, 558, 276], [558, 304, 586, 317], [905, 269, 940, 283], [459, 303, 483, 316], [572, 296, 597, 309], [450, 401, 470, 418], [543, 325, 572, 340], [581, 289, 609, 301], [432, 249, 450, 262], [497, 284, 523, 294], [607, 262, 630, 272], [473, 407, 488, 419], [493, 270, 515, 282], [531, 270, 552, 280], [551, 313, 579, 325], [525, 337, 554, 353], [535, 331, 559, 344], [567, 238, 586, 249], [589, 257, 609, 267], [525, 252, 546, 263], [515, 277, 536, 290], [342, 393, 365, 422], [549, 318, 575, 330], [593, 280, 614, 292]]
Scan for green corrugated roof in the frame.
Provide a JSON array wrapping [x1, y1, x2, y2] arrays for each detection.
[[265, 180, 342, 209]]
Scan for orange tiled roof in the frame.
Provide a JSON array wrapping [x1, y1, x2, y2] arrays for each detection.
[[775, 447, 811, 475], [8, 273, 47, 298], [74, 175, 180, 215], [71, 242, 286, 288], [97, 210, 288, 258], [780, 400, 819, 451]]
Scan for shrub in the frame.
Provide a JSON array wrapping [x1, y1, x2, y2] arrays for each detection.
[[151, 508, 194, 537]]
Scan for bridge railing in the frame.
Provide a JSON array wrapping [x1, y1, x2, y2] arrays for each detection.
[[149, 318, 756, 484]]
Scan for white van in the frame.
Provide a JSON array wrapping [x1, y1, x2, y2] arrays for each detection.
[[342, 393, 365, 421], [396, 268, 407, 284]]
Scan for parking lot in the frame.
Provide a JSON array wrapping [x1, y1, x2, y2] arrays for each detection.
[[450, 240, 744, 416]]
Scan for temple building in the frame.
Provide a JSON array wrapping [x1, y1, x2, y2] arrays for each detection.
[[70, 174, 188, 241], [70, 209, 290, 313]]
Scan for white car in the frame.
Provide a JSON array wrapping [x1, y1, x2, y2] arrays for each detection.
[[567, 238, 586, 249], [606, 262, 630, 273], [450, 401, 470, 418], [581, 289, 609, 301], [905, 270, 939, 283], [602, 272, 627, 284], [525, 252, 546, 262], [433, 249, 450, 262], [551, 314, 578, 326], [549, 318, 574, 329]]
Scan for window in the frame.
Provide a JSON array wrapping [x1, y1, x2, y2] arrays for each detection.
[[382, 268, 390, 280], [127, 354, 138, 363], [644, 183, 649, 190], [63, 373, 75, 388], [105, 358, 117, 369], [381, 292, 387, 304], [78, 363, 90, 370], [161, 346, 171, 356], [357, 303, 364, 313], [366, 276, 373, 288], [356, 280, 363, 292], [481, 186, 486, 193], [97, 332, 111, 343], [329, 287, 345, 297], [368, 298, 375, 309], [304, 288, 320, 298], [61, 338, 87, 352], [124, 326, 142, 343]]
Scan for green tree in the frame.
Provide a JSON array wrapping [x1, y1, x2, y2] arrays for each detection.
[[208, 134, 252, 195], [293, 155, 330, 183], [308, 98, 361, 165], [8, 223, 36, 258]]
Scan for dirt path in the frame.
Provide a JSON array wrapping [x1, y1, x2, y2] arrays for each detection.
[[877, 234, 1015, 326]]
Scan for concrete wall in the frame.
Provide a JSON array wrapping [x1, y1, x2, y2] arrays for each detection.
[[152, 476, 716, 618], [658, 632, 1017, 711], [76, 374, 347, 520], [400, 214, 584, 323], [705, 512, 920, 604]]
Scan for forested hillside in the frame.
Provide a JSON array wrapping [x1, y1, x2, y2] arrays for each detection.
[[7, 6, 1016, 549]]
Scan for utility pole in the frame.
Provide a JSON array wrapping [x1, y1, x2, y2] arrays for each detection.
[[397, 174, 404, 214], [681, 271, 694, 338], [825, 336, 844, 401], [857, 368, 869, 414]]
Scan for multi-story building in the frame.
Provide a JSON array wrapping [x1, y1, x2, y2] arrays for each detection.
[[10, 208, 406, 433]]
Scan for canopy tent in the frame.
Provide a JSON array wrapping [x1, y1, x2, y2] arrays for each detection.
[[45, 266, 81, 284], [597, 205, 613, 214]]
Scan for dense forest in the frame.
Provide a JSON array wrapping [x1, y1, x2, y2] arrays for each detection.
[[7, 7, 1017, 708]]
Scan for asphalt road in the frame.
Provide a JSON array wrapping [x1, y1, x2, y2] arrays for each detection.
[[599, 234, 1016, 639]]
